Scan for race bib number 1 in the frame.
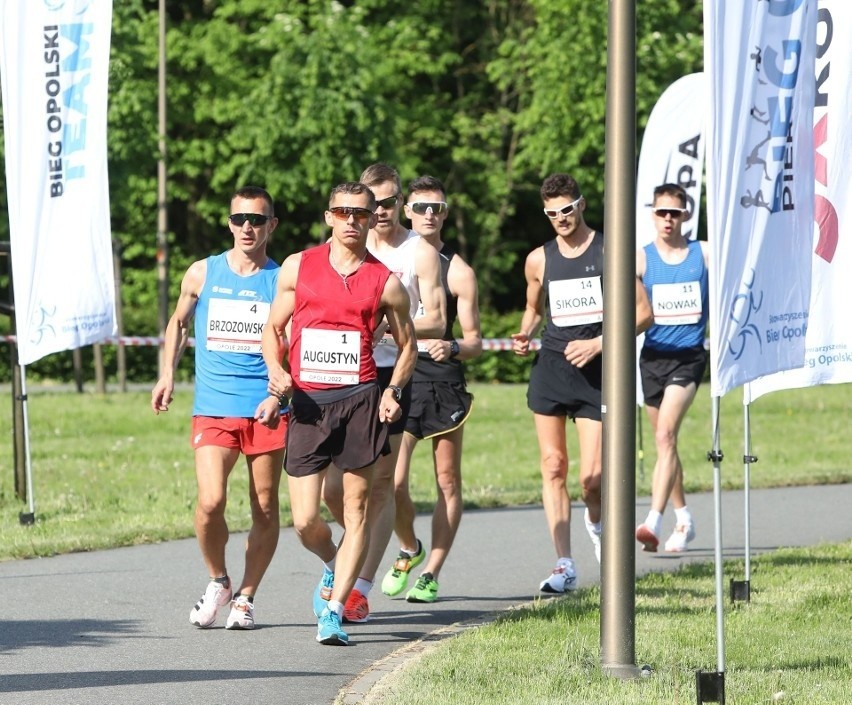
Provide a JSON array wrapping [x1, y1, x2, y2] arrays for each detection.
[[300, 327, 362, 385]]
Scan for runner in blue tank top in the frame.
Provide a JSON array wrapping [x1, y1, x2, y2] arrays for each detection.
[[512, 174, 653, 593], [151, 186, 287, 631], [635, 183, 710, 554]]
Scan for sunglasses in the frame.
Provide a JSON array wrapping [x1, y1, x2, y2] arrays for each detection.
[[408, 201, 448, 215], [653, 207, 687, 218], [229, 213, 272, 227], [543, 196, 582, 219], [375, 194, 400, 209], [329, 206, 374, 223]]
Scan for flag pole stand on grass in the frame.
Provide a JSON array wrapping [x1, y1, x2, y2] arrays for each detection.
[[17, 363, 35, 526], [696, 394, 726, 703], [731, 395, 755, 603]]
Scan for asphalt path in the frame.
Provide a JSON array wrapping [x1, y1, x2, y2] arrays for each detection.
[[1, 484, 850, 704]]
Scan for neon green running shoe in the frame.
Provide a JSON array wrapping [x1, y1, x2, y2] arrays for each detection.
[[406, 573, 439, 603], [380, 540, 425, 596]]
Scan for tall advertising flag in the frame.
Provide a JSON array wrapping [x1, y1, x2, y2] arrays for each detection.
[[704, 0, 817, 398], [635, 72, 706, 247], [745, 0, 852, 402], [1, 0, 116, 365]]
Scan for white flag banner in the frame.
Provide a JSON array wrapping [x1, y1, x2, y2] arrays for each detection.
[[635, 72, 706, 247], [1, 0, 115, 366], [635, 72, 707, 404], [704, 0, 817, 398], [745, 0, 852, 403]]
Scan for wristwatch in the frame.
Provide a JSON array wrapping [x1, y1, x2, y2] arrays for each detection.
[[386, 385, 402, 402], [449, 340, 460, 358]]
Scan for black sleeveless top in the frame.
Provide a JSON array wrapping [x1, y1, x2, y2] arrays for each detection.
[[413, 243, 465, 383], [541, 232, 604, 354]]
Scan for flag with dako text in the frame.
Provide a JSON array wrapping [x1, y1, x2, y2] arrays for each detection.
[[745, 0, 852, 403]]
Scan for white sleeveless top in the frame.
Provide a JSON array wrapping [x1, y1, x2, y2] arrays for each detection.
[[370, 229, 421, 367]]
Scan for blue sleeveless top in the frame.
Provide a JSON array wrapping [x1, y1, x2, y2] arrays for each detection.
[[642, 240, 708, 352], [193, 252, 280, 417]]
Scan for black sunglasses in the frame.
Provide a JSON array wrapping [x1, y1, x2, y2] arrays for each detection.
[[652, 208, 687, 219], [375, 194, 400, 209], [229, 213, 272, 227]]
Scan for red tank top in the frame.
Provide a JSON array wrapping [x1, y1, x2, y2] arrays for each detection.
[[289, 243, 391, 392]]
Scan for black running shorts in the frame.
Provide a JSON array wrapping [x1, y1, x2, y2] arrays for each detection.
[[639, 345, 707, 408], [405, 381, 473, 440], [526, 347, 602, 421]]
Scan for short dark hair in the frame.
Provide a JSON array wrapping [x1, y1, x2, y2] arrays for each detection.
[[408, 175, 446, 198], [328, 181, 377, 210], [231, 185, 274, 215], [360, 163, 402, 194], [653, 183, 687, 208], [540, 173, 581, 201]]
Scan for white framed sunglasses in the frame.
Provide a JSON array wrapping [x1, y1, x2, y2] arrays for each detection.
[[543, 196, 582, 219], [408, 201, 448, 215]]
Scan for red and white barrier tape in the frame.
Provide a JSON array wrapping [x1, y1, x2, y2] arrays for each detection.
[[0, 335, 541, 351]]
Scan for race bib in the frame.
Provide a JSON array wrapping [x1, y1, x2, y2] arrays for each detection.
[[300, 327, 361, 385], [652, 281, 702, 325], [548, 276, 603, 327], [206, 298, 269, 353]]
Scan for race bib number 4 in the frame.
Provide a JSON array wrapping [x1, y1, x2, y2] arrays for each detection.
[[548, 276, 603, 327], [300, 327, 362, 385], [652, 281, 702, 325], [207, 298, 269, 353]]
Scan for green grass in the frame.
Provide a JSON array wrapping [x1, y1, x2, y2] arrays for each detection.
[[0, 383, 849, 560], [363, 542, 852, 705]]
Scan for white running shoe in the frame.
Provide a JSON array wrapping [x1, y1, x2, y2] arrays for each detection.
[[189, 580, 232, 628], [225, 595, 255, 630], [584, 510, 602, 563], [635, 524, 660, 552], [539, 559, 578, 593], [664, 523, 696, 553]]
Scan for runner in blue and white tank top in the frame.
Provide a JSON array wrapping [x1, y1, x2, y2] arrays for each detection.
[[151, 186, 287, 631], [635, 183, 710, 555]]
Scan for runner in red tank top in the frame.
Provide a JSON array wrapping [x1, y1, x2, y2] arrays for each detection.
[[261, 181, 417, 646]]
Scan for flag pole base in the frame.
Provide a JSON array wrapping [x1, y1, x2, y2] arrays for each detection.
[[19, 512, 35, 526], [730, 579, 750, 603], [696, 670, 725, 704]]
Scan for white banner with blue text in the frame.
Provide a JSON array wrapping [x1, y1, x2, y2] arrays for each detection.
[[0, 0, 115, 365], [744, 0, 852, 403], [704, 0, 817, 398]]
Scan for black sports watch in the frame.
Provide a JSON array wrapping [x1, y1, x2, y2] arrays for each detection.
[[449, 340, 460, 358], [386, 384, 403, 402]]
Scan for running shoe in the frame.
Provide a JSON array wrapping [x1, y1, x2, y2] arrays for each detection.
[[406, 573, 439, 603], [225, 594, 255, 630], [664, 523, 696, 553], [313, 567, 335, 618], [539, 559, 577, 594], [342, 589, 370, 623], [381, 540, 426, 596], [635, 524, 660, 553], [584, 510, 602, 563], [316, 608, 348, 646], [189, 579, 232, 628]]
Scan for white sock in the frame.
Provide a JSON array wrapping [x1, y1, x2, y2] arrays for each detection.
[[645, 510, 663, 536], [327, 600, 344, 618], [674, 506, 693, 526], [584, 508, 602, 535], [401, 539, 421, 556], [556, 556, 574, 568], [354, 578, 373, 596], [323, 556, 336, 573]]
